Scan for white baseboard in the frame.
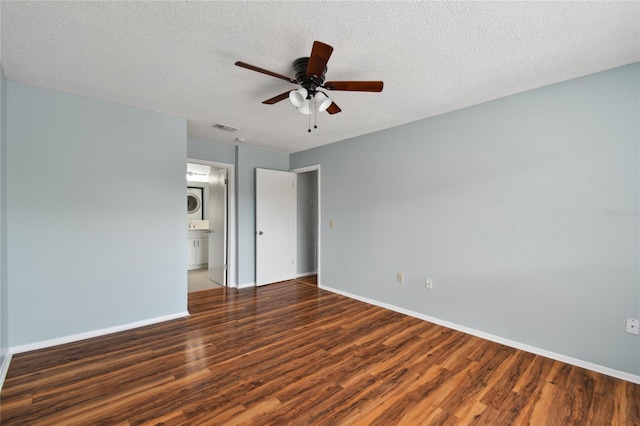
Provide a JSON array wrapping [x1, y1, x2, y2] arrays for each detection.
[[0, 351, 12, 391], [319, 284, 640, 385], [10, 311, 190, 355], [237, 282, 255, 289], [296, 271, 317, 278]]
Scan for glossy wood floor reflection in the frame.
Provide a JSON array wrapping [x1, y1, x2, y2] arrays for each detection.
[[2, 280, 639, 425]]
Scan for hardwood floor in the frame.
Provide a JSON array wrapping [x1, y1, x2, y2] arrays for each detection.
[[2, 279, 638, 425], [296, 273, 317, 286]]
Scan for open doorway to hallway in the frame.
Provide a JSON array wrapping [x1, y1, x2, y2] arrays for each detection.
[[186, 159, 236, 297], [294, 166, 320, 286]]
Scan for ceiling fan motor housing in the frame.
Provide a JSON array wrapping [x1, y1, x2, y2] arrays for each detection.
[[294, 57, 326, 95]]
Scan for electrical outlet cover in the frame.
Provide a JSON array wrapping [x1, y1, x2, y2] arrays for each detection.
[[626, 318, 639, 335]]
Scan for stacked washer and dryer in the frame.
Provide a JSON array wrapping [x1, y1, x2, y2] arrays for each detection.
[[187, 187, 203, 220]]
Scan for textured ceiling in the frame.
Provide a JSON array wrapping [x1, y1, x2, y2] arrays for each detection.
[[1, 1, 638, 153]]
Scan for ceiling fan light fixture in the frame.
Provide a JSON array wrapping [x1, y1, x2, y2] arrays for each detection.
[[297, 99, 311, 115], [289, 87, 308, 107], [314, 92, 332, 112], [235, 40, 383, 125]]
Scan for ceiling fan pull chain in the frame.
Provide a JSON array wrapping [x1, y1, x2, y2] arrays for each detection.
[[314, 97, 318, 129], [308, 108, 311, 133]]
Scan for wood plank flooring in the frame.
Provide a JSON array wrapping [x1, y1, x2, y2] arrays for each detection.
[[1, 278, 638, 425]]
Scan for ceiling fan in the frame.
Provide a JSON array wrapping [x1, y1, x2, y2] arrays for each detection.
[[235, 41, 383, 123]]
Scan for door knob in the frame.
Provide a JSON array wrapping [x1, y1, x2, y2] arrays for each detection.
[[258, 231, 263, 235]]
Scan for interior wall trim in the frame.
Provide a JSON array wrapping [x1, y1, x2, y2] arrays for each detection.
[[187, 157, 236, 288], [0, 351, 13, 391], [289, 164, 321, 287], [10, 312, 190, 355], [320, 284, 640, 385], [237, 282, 255, 289]]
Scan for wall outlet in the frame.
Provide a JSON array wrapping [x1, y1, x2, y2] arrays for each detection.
[[426, 278, 433, 290], [626, 318, 639, 335], [397, 272, 404, 283]]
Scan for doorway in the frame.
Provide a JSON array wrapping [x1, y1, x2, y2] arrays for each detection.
[[291, 165, 321, 286], [186, 159, 236, 294]]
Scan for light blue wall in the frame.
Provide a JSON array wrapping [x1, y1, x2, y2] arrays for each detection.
[[0, 68, 8, 369], [297, 171, 318, 274], [187, 138, 236, 165], [291, 64, 640, 375], [236, 145, 289, 285], [7, 82, 188, 347]]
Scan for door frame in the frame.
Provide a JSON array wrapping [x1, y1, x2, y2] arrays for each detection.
[[290, 164, 321, 286], [187, 158, 236, 287]]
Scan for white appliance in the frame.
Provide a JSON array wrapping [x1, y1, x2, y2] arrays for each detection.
[[187, 187, 203, 220]]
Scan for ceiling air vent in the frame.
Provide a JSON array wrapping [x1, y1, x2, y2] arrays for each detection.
[[212, 123, 239, 132]]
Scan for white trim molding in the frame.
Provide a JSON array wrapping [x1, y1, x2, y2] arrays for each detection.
[[10, 312, 190, 355], [237, 282, 255, 289], [187, 158, 236, 288], [0, 351, 12, 391], [290, 164, 321, 287], [319, 284, 640, 385], [289, 165, 319, 174], [296, 271, 317, 278]]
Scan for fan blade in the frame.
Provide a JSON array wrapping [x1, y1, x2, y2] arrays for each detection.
[[262, 91, 291, 105], [235, 61, 297, 84], [306, 41, 333, 78], [326, 102, 342, 115], [323, 81, 384, 92]]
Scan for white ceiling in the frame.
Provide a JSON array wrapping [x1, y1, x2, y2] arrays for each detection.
[[1, 1, 638, 153]]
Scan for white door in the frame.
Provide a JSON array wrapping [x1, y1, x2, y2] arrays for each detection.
[[208, 168, 228, 285], [256, 168, 296, 286]]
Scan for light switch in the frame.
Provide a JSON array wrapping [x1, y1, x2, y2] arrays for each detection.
[[330, 220, 335, 229]]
